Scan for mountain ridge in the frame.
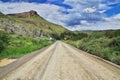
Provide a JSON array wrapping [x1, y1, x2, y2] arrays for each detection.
[[0, 10, 69, 39], [7, 10, 39, 18]]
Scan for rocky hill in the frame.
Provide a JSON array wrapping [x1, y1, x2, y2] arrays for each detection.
[[0, 10, 68, 39], [7, 10, 39, 18]]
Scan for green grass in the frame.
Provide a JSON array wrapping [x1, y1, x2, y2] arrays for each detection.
[[66, 30, 120, 65], [7, 16, 68, 36], [0, 11, 67, 58], [0, 35, 54, 59], [0, 12, 68, 41]]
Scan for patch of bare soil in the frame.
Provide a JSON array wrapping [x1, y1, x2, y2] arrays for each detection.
[[0, 58, 16, 67]]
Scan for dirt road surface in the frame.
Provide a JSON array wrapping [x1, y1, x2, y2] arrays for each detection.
[[0, 41, 120, 80]]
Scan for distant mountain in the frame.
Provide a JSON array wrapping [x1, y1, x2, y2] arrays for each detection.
[[0, 10, 69, 39]]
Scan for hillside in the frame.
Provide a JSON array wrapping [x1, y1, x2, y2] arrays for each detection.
[[0, 10, 68, 58], [0, 10, 68, 39]]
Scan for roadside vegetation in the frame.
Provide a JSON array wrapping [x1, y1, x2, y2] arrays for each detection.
[[0, 31, 54, 59], [66, 30, 120, 65]]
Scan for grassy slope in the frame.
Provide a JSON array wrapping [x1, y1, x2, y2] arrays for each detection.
[[7, 15, 68, 36], [0, 12, 69, 58], [0, 11, 68, 39], [0, 31, 54, 59], [66, 30, 120, 65], [0, 12, 68, 58]]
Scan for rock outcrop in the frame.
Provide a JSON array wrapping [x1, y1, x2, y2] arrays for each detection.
[[7, 10, 39, 18], [0, 18, 46, 37], [0, 11, 47, 37], [0, 10, 68, 39]]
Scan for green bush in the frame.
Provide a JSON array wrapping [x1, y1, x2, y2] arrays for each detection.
[[0, 31, 9, 53], [66, 30, 120, 65], [60, 31, 88, 40], [51, 33, 60, 40], [105, 30, 120, 38], [0, 35, 54, 58], [110, 37, 120, 47]]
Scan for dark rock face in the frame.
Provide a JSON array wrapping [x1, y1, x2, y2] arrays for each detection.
[[7, 10, 39, 18]]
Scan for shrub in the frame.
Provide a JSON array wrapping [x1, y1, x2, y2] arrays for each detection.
[[72, 32, 88, 40], [108, 36, 120, 48], [51, 33, 60, 40], [0, 31, 9, 53], [66, 30, 120, 65], [105, 30, 120, 38]]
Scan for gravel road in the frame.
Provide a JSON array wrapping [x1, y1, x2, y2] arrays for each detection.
[[0, 41, 120, 80]]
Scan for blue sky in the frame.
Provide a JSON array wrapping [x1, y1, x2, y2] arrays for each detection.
[[0, 0, 120, 30]]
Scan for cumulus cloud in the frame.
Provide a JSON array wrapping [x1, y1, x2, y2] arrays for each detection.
[[83, 7, 96, 13], [62, 0, 106, 27], [63, 0, 120, 30], [70, 13, 120, 31], [70, 20, 120, 31], [113, 14, 120, 20], [101, 0, 120, 5]]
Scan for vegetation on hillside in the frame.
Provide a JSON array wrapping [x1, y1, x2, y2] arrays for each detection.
[[0, 30, 54, 59], [8, 11, 68, 36], [0, 31, 10, 53], [0, 11, 68, 39], [60, 31, 88, 40], [66, 30, 120, 65], [1, 11, 119, 66], [0, 11, 67, 58]]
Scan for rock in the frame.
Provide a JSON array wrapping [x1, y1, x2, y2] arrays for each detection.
[[0, 18, 47, 38], [7, 10, 39, 18]]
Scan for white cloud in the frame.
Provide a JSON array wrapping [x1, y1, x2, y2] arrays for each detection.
[[104, 13, 120, 21], [99, 4, 108, 9], [83, 7, 96, 13], [99, 10, 106, 13], [70, 17, 120, 31], [70, 22, 120, 31], [80, 20, 90, 25], [103, 0, 120, 5], [63, 0, 120, 30], [113, 14, 120, 20]]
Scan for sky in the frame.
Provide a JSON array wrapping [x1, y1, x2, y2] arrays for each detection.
[[0, 0, 120, 30]]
